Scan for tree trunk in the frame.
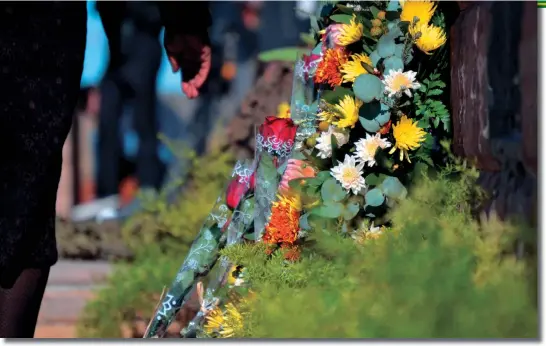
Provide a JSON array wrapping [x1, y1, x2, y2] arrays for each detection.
[[450, 1, 537, 224]]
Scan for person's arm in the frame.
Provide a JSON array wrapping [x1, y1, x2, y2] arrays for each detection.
[[157, 1, 213, 99]]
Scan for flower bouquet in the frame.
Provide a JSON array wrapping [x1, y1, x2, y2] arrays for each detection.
[[144, 160, 256, 338]]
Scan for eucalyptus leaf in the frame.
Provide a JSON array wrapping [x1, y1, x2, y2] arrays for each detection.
[[321, 178, 347, 203], [394, 44, 405, 58], [342, 202, 360, 221], [358, 101, 390, 132], [383, 56, 404, 74], [365, 188, 386, 207], [370, 50, 381, 67], [330, 14, 353, 24], [387, 0, 400, 11], [380, 176, 408, 200], [353, 74, 384, 103], [311, 201, 343, 218], [377, 36, 396, 58], [359, 117, 381, 132], [317, 170, 332, 182]]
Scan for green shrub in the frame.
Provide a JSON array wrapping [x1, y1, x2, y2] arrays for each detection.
[[77, 148, 235, 337], [76, 246, 181, 338], [122, 147, 234, 255], [222, 169, 538, 338]]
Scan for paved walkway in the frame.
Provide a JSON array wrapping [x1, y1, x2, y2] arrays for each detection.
[[35, 260, 112, 338]]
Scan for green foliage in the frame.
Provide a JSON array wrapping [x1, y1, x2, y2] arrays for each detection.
[[413, 73, 451, 131], [223, 171, 538, 338], [121, 148, 234, 255], [77, 246, 181, 338]]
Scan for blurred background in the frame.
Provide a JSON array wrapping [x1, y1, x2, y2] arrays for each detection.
[[58, 1, 313, 221]]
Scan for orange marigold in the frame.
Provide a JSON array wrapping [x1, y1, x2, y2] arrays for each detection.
[[263, 195, 302, 245], [314, 48, 348, 88]]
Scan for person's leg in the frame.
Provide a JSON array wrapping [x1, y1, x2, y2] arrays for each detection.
[[126, 31, 163, 191], [0, 268, 50, 337], [96, 73, 124, 198]]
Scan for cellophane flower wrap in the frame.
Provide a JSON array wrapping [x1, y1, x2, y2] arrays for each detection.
[[144, 160, 256, 338]]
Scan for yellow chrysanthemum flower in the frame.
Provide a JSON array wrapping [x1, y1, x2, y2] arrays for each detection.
[[389, 115, 427, 162], [333, 14, 364, 46], [318, 105, 338, 124], [332, 95, 363, 129], [204, 307, 225, 335], [276, 102, 291, 119], [400, 0, 437, 25], [218, 303, 244, 338], [409, 23, 447, 55], [340, 53, 372, 83]]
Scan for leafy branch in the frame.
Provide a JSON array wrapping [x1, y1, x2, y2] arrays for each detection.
[[413, 73, 451, 132]]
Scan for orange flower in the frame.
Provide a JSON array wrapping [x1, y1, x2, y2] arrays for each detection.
[[314, 48, 348, 88], [263, 195, 301, 245]]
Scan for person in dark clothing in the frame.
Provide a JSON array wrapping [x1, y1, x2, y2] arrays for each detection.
[[0, 2, 211, 337], [96, 2, 165, 198]]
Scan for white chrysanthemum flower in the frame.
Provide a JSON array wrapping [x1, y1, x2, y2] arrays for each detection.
[[330, 154, 367, 194], [382, 69, 421, 98], [354, 133, 392, 167], [315, 126, 350, 159]]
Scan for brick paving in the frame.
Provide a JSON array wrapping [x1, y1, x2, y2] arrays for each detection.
[[35, 260, 112, 339]]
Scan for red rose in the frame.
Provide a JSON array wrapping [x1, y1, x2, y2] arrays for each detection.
[[258, 116, 298, 156], [226, 175, 250, 210]]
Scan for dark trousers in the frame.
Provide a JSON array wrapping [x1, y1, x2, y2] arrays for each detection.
[[97, 29, 163, 198]]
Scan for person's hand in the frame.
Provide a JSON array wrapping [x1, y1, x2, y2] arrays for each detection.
[[164, 31, 211, 99]]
